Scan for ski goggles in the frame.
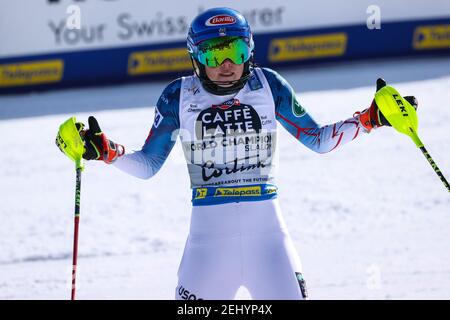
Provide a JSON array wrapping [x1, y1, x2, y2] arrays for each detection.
[[195, 36, 253, 67]]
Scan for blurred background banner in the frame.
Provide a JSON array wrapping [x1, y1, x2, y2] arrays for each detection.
[[1, 0, 450, 93]]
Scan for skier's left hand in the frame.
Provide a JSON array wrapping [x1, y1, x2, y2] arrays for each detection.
[[80, 116, 125, 164], [357, 78, 418, 132]]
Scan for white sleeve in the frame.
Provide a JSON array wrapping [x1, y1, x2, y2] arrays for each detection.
[[113, 151, 155, 180]]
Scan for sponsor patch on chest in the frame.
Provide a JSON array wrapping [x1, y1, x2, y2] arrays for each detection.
[[195, 98, 262, 139]]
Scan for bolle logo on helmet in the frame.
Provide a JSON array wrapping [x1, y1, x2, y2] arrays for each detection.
[[205, 15, 236, 26]]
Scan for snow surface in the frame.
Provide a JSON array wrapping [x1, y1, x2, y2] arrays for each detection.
[[0, 56, 449, 300]]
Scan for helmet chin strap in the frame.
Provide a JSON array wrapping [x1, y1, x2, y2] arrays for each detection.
[[191, 58, 253, 96]]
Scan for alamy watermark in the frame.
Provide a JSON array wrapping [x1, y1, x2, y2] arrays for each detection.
[[367, 5, 381, 30], [66, 5, 81, 30]]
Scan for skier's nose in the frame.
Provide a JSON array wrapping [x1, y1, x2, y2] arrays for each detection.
[[220, 59, 234, 70]]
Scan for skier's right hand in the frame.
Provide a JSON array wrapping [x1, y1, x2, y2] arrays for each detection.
[[79, 116, 125, 164]]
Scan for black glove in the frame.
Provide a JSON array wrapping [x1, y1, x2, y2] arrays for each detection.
[[358, 78, 418, 132], [81, 116, 125, 164]]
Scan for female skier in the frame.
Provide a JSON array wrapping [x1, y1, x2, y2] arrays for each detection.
[[72, 7, 417, 299]]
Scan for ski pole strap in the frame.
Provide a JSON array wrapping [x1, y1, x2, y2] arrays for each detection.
[[419, 146, 450, 193]]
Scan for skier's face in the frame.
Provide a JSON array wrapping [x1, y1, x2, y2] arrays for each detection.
[[205, 59, 244, 87]]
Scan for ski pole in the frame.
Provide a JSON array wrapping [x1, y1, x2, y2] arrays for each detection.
[[55, 117, 86, 299], [71, 167, 82, 300], [374, 82, 449, 192], [418, 144, 450, 192]]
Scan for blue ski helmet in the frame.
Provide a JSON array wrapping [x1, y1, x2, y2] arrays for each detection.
[[187, 7, 255, 95]]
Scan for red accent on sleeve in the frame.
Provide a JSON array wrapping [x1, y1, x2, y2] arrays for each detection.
[[329, 124, 343, 152], [145, 128, 154, 144], [276, 112, 317, 139], [329, 120, 359, 152], [352, 127, 360, 140]]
